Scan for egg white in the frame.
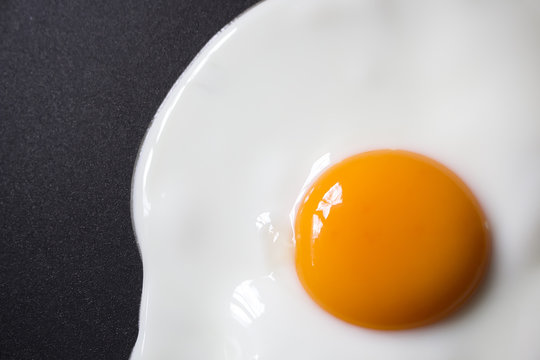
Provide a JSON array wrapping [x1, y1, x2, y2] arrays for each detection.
[[131, 0, 540, 359]]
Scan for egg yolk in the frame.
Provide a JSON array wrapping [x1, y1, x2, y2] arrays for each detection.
[[294, 150, 490, 330]]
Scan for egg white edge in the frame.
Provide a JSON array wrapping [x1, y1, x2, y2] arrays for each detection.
[[128, 1, 271, 357]]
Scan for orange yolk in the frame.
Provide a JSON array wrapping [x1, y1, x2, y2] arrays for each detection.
[[294, 150, 490, 330]]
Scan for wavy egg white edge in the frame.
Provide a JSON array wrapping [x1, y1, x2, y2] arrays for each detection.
[[130, 0, 540, 359]]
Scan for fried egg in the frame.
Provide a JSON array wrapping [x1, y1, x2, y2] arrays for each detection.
[[131, 0, 540, 359]]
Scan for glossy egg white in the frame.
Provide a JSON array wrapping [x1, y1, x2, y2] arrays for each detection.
[[131, 0, 540, 359]]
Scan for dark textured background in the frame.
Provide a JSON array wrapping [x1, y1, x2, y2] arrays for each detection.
[[0, 1, 259, 358]]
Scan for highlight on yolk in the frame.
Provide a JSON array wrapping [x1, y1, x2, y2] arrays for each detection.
[[294, 150, 490, 330]]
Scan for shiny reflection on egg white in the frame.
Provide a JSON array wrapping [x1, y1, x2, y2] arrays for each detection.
[[226, 274, 277, 360], [230, 280, 267, 327]]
